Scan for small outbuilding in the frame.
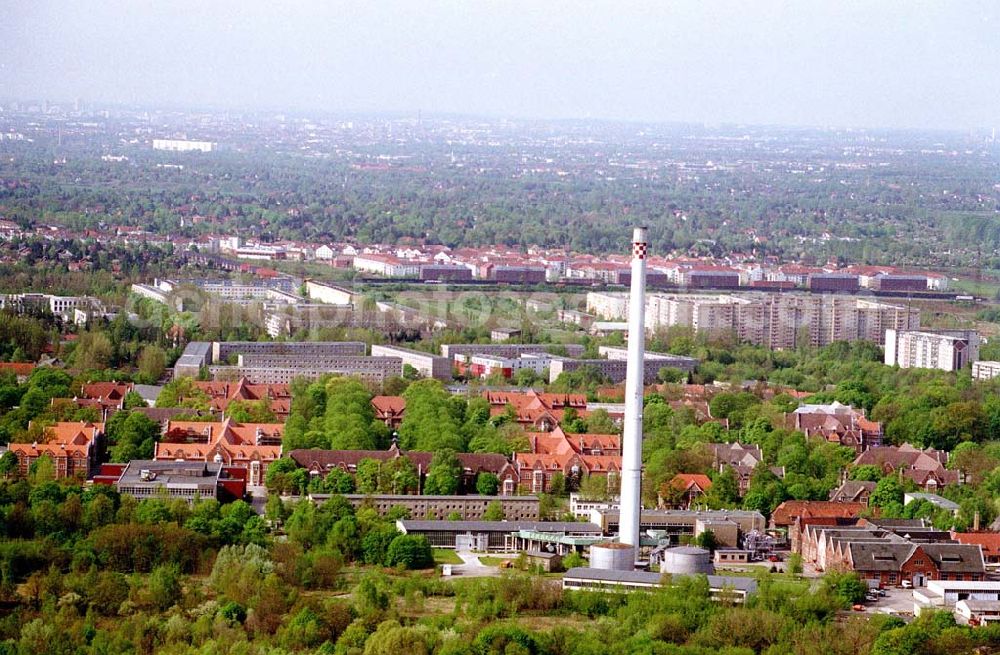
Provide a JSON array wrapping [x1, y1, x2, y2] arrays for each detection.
[[524, 550, 563, 572]]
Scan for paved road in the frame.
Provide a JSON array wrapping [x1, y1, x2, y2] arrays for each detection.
[[451, 550, 500, 577]]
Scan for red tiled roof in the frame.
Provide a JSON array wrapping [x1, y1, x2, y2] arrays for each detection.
[[771, 500, 866, 526], [0, 363, 35, 377], [8, 421, 104, 459], [371, 396, 406, 416], [952, 533, 1000, 557], [669, 473, 713, 492], [155, 418, 284, 465]]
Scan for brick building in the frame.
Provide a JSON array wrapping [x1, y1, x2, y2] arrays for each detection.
[[8, 421, 105, 479], [194, 378, 292, 419], [853, 444, 961, 491], [787, 401, 883, 453], [154, 418, 284, 486], [661, 473, 713, 509], [513, 426, 622, 495], [371, 396, 406, 429]]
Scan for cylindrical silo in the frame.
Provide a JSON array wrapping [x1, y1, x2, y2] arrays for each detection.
[[589, 541, 635, 571], [659, 546, 714, 575]]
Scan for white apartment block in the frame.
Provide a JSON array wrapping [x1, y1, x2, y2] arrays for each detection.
[[885, 329, 980, 371], [152, 139, 215, 153], [353, 255, 421, 278], [586, 292, 629, 320], [973, 361, 1000, 381], [305, 280, 354, 306], [643, 293, 919, 350], [371, 344, 451, 380]]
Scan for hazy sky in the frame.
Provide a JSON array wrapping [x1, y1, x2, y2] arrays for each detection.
[[3, 0, 998, 129]]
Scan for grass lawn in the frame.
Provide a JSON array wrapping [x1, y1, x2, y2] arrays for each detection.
[[478, 556, 512, 567], [432, 548, 463, 565]]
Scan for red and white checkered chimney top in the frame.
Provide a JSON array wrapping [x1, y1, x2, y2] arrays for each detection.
[[632, 226, 648, 260]]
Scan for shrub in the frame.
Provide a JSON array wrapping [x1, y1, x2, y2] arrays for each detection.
[[386, 535, 434, 570]]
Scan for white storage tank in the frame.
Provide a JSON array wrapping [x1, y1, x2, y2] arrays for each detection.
[[589, 541, 635, 571], [660, 546, 714, 576]]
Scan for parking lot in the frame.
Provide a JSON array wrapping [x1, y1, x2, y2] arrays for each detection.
[[853, 585, 916, 618]]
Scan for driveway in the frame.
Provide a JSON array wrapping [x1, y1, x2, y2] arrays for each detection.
[[451, 550, 500, 577]]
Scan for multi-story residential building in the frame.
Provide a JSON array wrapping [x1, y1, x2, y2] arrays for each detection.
[[371, 344, 451, 380], [645, 293, 919, 350], [154, 418, 284, 486], [304, 280, 355, 305], [441, 343, 585, 360], [456, 352, 553, 379], [210, 357, 402, 386], [152, 139, 214, 152], [8, 421, 104, 478], [557, 309, 596, 328], [973, 361, 1000, 381], [0, 293, 104, 321], [547, 349, 699, 384], [586, 292, 630, 320], [173, 341, 401, 385], [885, 329, 980, 371], [598, 346, 699, 373]]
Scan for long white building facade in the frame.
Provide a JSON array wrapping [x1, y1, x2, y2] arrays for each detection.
[[885, 329, 980, 371]]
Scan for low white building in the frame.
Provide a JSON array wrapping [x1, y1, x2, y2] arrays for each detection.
[[956, 599, 1000, 625], [353, 254, 420, 277], [569, 493, 620, 520], [914, 580, 1000, 616], [972, 360, 1000, 381]]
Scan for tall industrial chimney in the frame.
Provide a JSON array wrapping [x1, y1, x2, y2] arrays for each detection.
[[618, 226, 648, 554]]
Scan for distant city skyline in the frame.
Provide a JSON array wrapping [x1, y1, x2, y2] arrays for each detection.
[[2, 1, 999, 131]]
